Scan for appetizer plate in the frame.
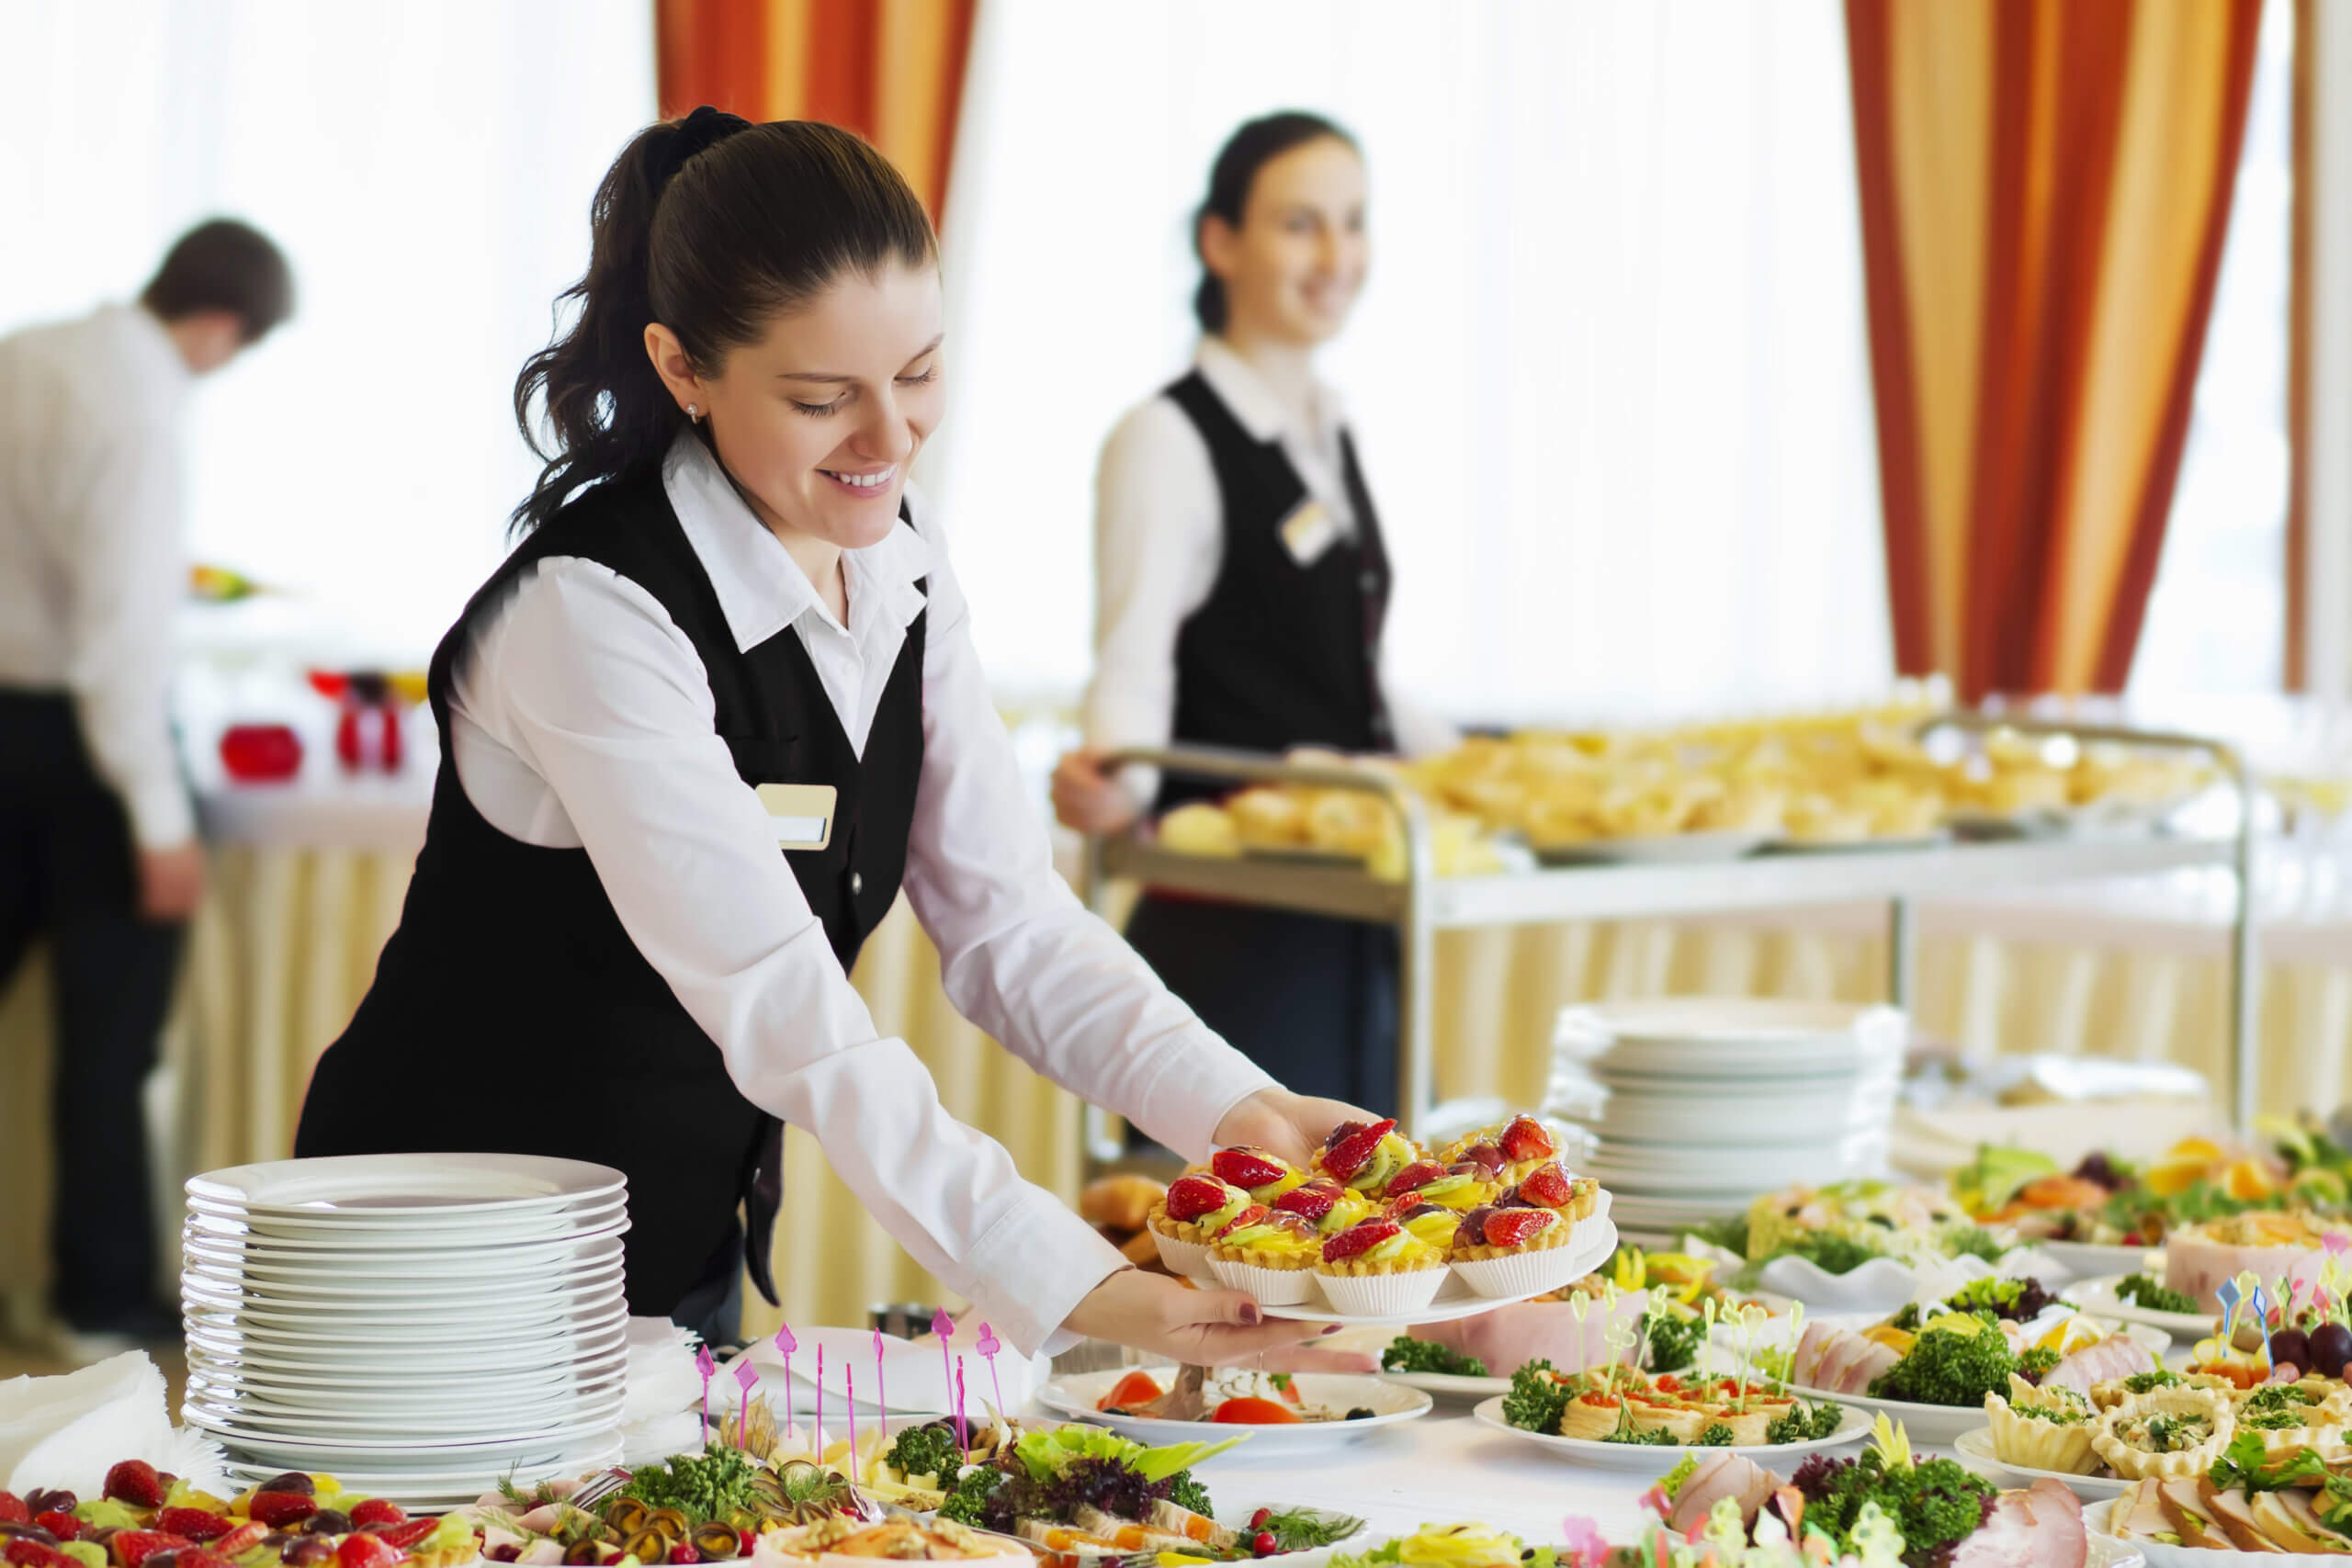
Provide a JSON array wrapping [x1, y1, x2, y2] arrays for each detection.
[[187, 1152, 626, 1217], [1786, 1320, 2167, 1447], [1530, 830, 1774, 866], [1184, 1216, 1617, 1326], [1375, 1369, 1511, 1400], [2085, 1496, 2310, 1568], [1951, 1426, 2131, 1503], [2064, 1276, 2214, 1341], [1037, 1368, 1430, 1459], [2039, 1243, 2162, 1282], [1468, 1394, 1871, 1472]]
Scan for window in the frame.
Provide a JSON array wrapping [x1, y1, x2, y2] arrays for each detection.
[[929, 0, 1891, 725]]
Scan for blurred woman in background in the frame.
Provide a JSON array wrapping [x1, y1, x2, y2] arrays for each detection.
[[1053, 112, 1455, 1119]]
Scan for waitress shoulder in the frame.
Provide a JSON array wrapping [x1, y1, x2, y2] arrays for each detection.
[[446, 433, 1275, 1350], [1085, 339, 1460, 791]]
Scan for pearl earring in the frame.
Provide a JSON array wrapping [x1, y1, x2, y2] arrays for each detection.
[[685, 403, 701, 423]]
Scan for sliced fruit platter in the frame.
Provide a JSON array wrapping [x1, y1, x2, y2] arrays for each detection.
[[1783, 1277, 2167, 1444], [1959, 1371, 2352, 1503], [1475, 1358, 1863, 1471], [0, 1461, 481, 1568], [1148, 1118, 1616, 1321]]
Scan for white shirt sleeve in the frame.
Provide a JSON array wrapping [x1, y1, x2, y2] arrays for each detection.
[[60, 417, 192, 849], [1081, 399, 1224, 805], [453, 555, 1268, 1355]]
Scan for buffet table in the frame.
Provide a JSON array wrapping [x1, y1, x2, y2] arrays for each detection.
[[6, 758, 2352, 1340]]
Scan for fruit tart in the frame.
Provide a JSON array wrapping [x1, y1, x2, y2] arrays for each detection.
[[1448, 1202, 1587, 1298], [1207, 1145, 1308, 1205], [1507, 1160, 1601, 1222], [2090, 1386, 2235, 1480], [1439, 1115, 1561, 1185], [1382, 1158, 1498, 1213], [1205, 1207, 1324, 1306], [1271, 1177, 1375, 1236], [1387, 1200, 1464, 1252], [1148, 1175, 1253, 1275], [1312, 1118, 1420, 1198], [1984, 1375, 2101, 1475], [1316, 1216, 1449, 1314]]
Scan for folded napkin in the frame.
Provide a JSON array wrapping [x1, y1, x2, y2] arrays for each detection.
[[0, 1354, 227, 1500], [622, 1317, 705, 1426], [728, 1321, 1051, 1418]]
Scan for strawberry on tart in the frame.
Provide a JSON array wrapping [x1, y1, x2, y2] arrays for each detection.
[[1440, 1115, 1564, 1185], [1449, 1201, 1588, 1298], [1148, 1174, 1254, 1275], [1311, 1117, 1419, 1197]]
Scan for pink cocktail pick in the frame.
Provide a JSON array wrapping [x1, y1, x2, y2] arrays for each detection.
[[847, 1365, 859, 1477], [931, 1307, 955, 1419], [695, 1345, 716, 1439], [976, 1322, 1004, 1416], [775, 1323, 797, 1441], [732, 1359, 758, 1450], [955, 1356, 967, 1451], [873, 1328, 888, 1438], [816, 1345, 826, 1457]]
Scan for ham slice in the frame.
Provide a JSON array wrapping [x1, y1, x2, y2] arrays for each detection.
[[2115, 1480, 2171, 1540], [1836, 1340, 1900, 1394], [1948, 1480, 2085, 1568], [2039, 1336, 2156, 1399], [1791, 1321, 1845, 1388], [1666, 1452, 1781, 1537]]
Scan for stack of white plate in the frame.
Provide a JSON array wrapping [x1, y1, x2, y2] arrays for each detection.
[[1542, 999, 1906, 1243], [180, 1153, 631, 1508]]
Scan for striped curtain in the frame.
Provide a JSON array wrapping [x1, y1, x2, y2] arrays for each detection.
[[1847, 0, 2263, 699], [654, 0, 977, 220]]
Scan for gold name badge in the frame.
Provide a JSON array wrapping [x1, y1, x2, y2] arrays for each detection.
[[1279, 500, 1340, 565], [754, 783, 837, 851]]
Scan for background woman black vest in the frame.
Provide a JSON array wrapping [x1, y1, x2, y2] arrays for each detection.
[[296, 109, 1370, 1364], [1054, 113, 1457, 1119]]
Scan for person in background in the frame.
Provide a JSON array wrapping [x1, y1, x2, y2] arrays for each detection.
[[0, 219, 294, 1357], [1052, 112, 1456, 1119]]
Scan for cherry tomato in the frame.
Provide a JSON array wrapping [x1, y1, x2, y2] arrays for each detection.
[[1249, 1511, 1272, 1531], [1096, 1371, 1164, 1411], [1212, 1397, 1304, 1425], [1252, 1532, 1280, 1558]]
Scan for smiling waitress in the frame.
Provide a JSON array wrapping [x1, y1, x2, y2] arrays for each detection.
[[1053, 113, 1457, 1117], [293, 109, 1368, 1360]]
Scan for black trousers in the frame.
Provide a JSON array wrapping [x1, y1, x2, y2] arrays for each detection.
[[0, 691, 183, 1326], [1125, 895, 1399, 1119]]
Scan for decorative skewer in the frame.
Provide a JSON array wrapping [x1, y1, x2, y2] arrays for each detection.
[[695, 1345, 716, 1438], [775, 1323, 797, 1443]]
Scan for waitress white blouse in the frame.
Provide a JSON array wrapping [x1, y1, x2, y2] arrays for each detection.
[[445, 434, 1274, 1352]]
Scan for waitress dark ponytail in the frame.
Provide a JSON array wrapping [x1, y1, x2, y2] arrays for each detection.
[[1193, 110, 1358, 335], [512, 108, 937, 534]]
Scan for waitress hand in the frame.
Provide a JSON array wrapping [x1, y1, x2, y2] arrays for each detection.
[[1063, 1267, 1339, 1366], [1211, 1086, 1384, 1168], [1050, 750, 1142, 836]]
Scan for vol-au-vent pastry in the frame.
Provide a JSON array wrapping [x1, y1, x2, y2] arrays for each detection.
[[1984, 1375, 2100, 1475], [2090, 1386, 2234, 1481]]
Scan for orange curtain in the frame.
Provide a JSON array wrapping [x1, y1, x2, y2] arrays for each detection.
[[654, 0, 977, 221], [1848, 0, 2263, 700]]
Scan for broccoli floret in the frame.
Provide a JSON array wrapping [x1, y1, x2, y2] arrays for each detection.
[[1781, 1451, 1996, 1568], [1159, 1470, 1214, 1519], [937, 1467, 1006, 1529], [1870, 1326, 2018, 1408], [1767, 1400, 1847, 1445], [884, 1422, 964, 1482], [1696, 1423, 1738, 1446], [2117, 1274, 2198, 1314], [1642, 1310, 1705, 1372], [1889, 1304, 1923, 1332], [1502, 1360, 1573, 1435], [1379, 1336, 1487, 1377]]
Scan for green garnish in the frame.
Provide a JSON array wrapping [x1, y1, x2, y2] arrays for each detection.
[[2209, 1430, 2332, 1493], [2246, 1384, 2322, 1413], [884, 1423, 963, 1482], [1870, 1324, 2018, 1407], [2017, 1346, 2061, 1382], [2245, 1408, 2307, 1431], [1940, 1225, 2004, 1264], [1766, 1401, 1846, 1444], [1641, 1309, 1706, 1373], [616, 1445, 760, 1525], [2120, 1369, 2183, 1395], [936, 1467, 1005, 1529], [1696, 1423, 1738, 1446], [1379, 1336, 1488, 1377], [1255, 1508, 1365, 1551], [1164, 1471, 1215, 1521], [1502, 1360, 1573, 1435], [1599, 1404, 1675, 1446], [2117, 1274, 2198, 1314]]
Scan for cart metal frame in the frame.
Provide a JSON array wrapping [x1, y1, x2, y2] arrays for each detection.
[[1079, 715, 2259, 1163]]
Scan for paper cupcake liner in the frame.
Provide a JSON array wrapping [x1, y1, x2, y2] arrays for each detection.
[[1206, 1256, 1320, 1306], [1151, 1228, 1212, 1279], [1314, 1265, 1448, 1316], [1448, 1235, 1590, 1299]]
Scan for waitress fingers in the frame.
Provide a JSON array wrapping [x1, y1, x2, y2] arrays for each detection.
[[1062, 1268, 1344, 1366]]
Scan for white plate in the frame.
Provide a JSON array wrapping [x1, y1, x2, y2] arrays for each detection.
[[186, 1198, 628, 1247], [2038, 1243, 2162, 1282], [179, 1258, 628, 1303], [185, 1393, 627, 1443], [1036, 1368, 1430, 1458], [181, 1328, 628, 1375], [181, 1285, 625, 1334], [187, 1153, 626, 1217], [1781, 1383, 2018, 1447], [183, 1348, 628, 1390], [1951, 1427, 2131, 1502], [1376, 1370, 1511, 1399], [221, 1441, 621, 1501], [1531, 830, 1774, 866], [1569, 1096, 1896, 1147], [1469, 1393, 1871, 1471], [2086, 1496, 2312, 1568], [186, 1368, 624, 1416], [2064, 1277, 2213, 1341], [1181, 1216, 1617, 1326], [1587, 1141, 1890, 1191], [1555, 1000, 1907, 1077], [193, 1407, 621, 1459], [182, 1220, 630, 1272]]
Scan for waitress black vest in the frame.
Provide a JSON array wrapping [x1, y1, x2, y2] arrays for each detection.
[[294, 465, 924, 1317], [1154, 370, 1393, 811]]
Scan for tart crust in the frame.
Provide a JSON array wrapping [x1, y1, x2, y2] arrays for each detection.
[[1206, 1239, 1319, 1271], [1984, 1387, 2100, 1475], [1452, 1214, 1577, 1263], [2090, 1387, 2234, 1481]]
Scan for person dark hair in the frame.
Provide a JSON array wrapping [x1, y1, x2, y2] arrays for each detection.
[[511, 108, 938, 534], [1192, 110, 1358, 334], [141, 219, 295, 343]]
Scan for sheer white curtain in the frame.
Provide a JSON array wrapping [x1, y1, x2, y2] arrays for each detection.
[[927, 0, 1890, 727], [0, 1, 655, 662]]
